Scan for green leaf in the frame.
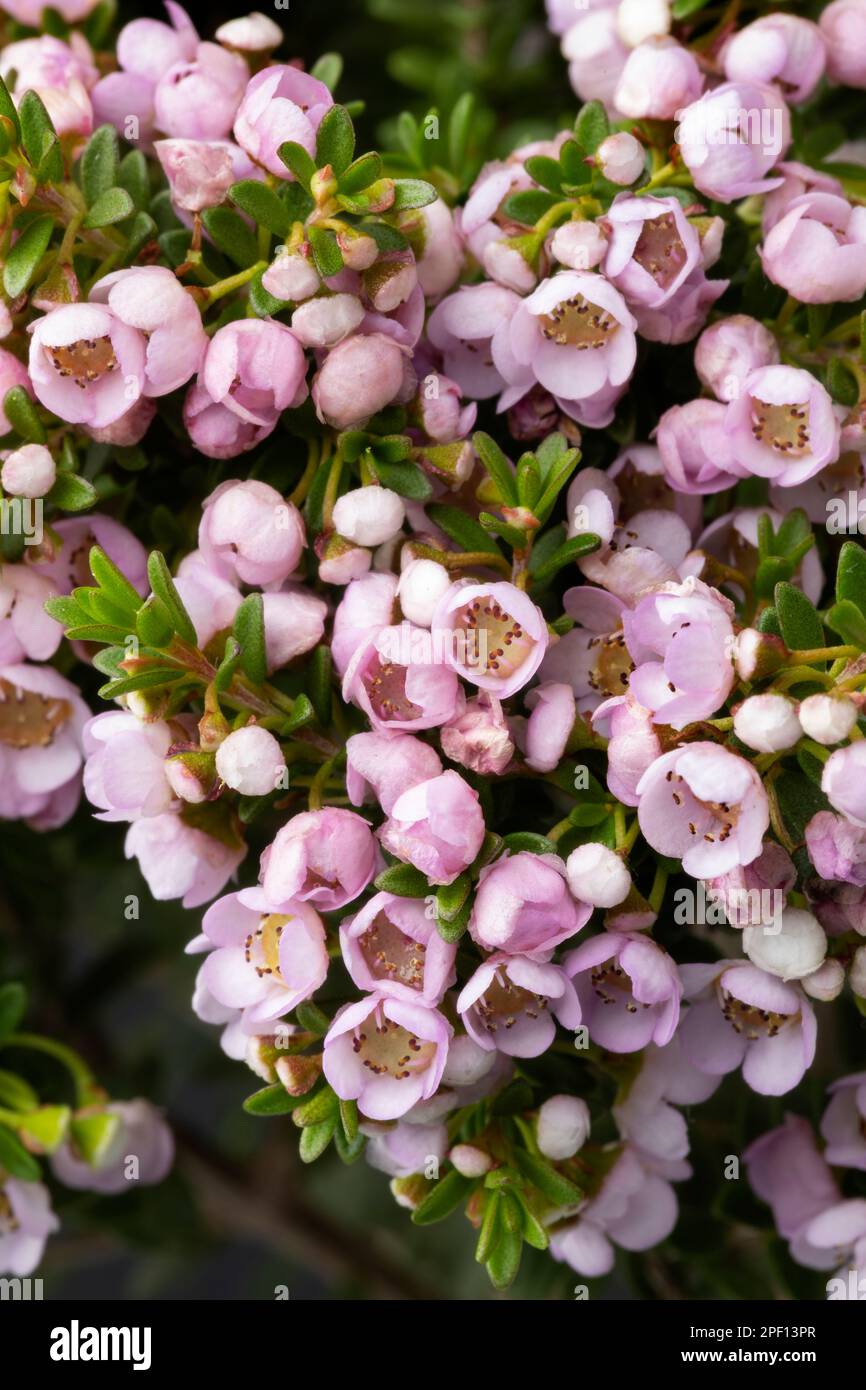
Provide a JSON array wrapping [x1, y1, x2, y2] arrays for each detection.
[[3, 216, 53, 298], [560, 139, 591, 187], [370, 457, 432, 500], [248, 268, 286, 318], [308, 644, 332, 725], [530, 533, 601, 584], [436, 871, 471, 922], [411, 1169, 474, 1225], [836, 540, 866, 612], [136, 596, 174, 648], [308, 224, 344, 278], [774, 508, 812, 556], [81, 124, 119, 206], [473, 431, 518, 505], [475, 1190, 502, 1264], [0, 982, 26, 1044], [523, 155, 563, 194], [436, 897, 471, 944], [122, 212, 158, 263], [374, 862, 429, 897], [98, 668, 182, 699], [486, 1225, 522, 1290], [278, 693, 314, 737], [232, 593, 267, 686], [299, 1116, 337, 1163], [19, 90, 62, 183], [229, 179, 290, 237], [671, 0, 711, 16], [83, 186, 135, 229], [774, 582, 824, 653], [826, 599, 866, 650], [0, 1124, 40, 1181], [278, 141, 316, 190], [117, 148, 150, 211], [0, 75, 20, 140], [310, 52, 343, 92], [295, 1002, 331, 1036], [339, 1097, 359, 1145], [47, 471, 98, 513], [513, 1149, 584, 1206], [391, 178, 438, 210], [501, 188, 558, 225], [316, 104, 355, 175], [501, 832, 556, 856], [243, 1084, 302, 1116], [44, 595, 87, 628], [826, 357, 859, 408], [338, 152, 383, 194], [201, 207, 259, 268], [292, 1085, 339, 1127], [426, 503, 503, 558], [89, 544, 144, 616], [806, 304, 830, 351], [146, 551, 197, 645], [575, 99, 610, 154], [0, 1071, 38, 1113], [214, 636, 242, 695], [2, 384, 46, 443], [448, 92, 475, 174]]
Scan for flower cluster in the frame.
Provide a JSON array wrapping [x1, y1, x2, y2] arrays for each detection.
[[3, 0, 866, 1296]]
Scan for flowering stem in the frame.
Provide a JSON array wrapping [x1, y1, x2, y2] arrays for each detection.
[[636, 161, 677, 194], [321, 447, 344, 529], [648, 863, 668, 914], [788, 645, 859, 664], [613, 802, 627, 849], [289, 438, 321, 506], [205, 260, 267, 304], [620, 817, 642, 855], [2, 1032, 101, 1108], [798, 738, 831, 763], [533, 200, 577, 237]]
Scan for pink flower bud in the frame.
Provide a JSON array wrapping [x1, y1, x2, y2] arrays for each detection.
[[415, 373, 476, 443], [290, 293, 365, 348], [1, 444, 55, 499], [28, 303, 146, 430], [597, 132, 645, 186], [801, 958, 845, 1001], [233, 65, 333, 177], [550, 220, 607, 271], [91, 266, 207, 397], [216, 725, 286, 796], [799, 694, 858, 746], [566, 842, 631, 908], [562, 9, 629, 111], [261, 248, 321, 302], [676, 81, 792, 203], [616, 0, 671, 46], [164, 752, 214, 805], [537, 1095, 591, 1160], [761, 192, 866, 304], [694, 314, 780, 402], [199, 479, 306, 586], [523, 681, 575, 773], [154, 138, 235, 211], [412, 198, 463, 300], [449, 1144, 493, 1177], [819, 0, 866, 89], [733, 627, 788, 681], [379, 770, 486, 886], [440, 692, 514, 776], [723, 14, 826, 105], [615, 39, 703, 121], [215, 12, 283, 52], [201, 319, 308, 425], [154, 42, 248, 142], [183, 382, 274, 459], [312, 333, 408, 430], [317, 534, 372, 585], [743, 907, 826, 983], [261, 590, 327, 673], [338, 232, 379, 271], [88, 396, 157, 447], [332, 486, 405, 547]]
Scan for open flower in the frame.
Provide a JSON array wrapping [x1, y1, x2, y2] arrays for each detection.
[[457, 954, 581, 1057], [470, 851, 590, 955], [200, 888, 328, 1027], [603, 195, 702, 310], [0, 1178, 59, 1276], [323, 995, 452, 1121], [622, 576, 736, 728], [346, 731, 442, 815], [342, 623, 460, 734], [125, 811, 244, 908], [260, 807, 378, 911], [821, 1073, 866, 1170], [0, 663, 89, 830], [90, 267, 207, 396], [82, 711, 179, 822], [432, 581, 549, 699], [723, 364, 840, 488], [549, 1147, 679, 1278], [29, 303, 146, 429], [340, 892, 456, 1004], [564, 933, 681, 1052]]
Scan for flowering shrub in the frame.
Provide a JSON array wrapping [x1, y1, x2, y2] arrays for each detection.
[[3, 0, 866, 1300]]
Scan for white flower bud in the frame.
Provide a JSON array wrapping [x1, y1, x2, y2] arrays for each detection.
[[801, 957, 845, 1002], [566, 842, 631, 908], [743, 907, 827, 982], [537, 1095, 591, 1161], [617, 0, 671, 47], [850, 945, 866, 1000], [597, 132, 645, 186], [798, 693, 858, 746], [482, 239, 537, 293], [215, 725, 286, 797], [290, 293, 365, 348], [1, 443, 56, 498], [733, 627, 787, 681], [550, 220, 607, 271], [261, 249, 320, 303], [441, 1033, 496, 1087], [332, 486, 406, 547], [215, 12, 283, 51], [733, 693, 801, 753], [449, 1143, 493, 1178], [398, 557, 451, 628]]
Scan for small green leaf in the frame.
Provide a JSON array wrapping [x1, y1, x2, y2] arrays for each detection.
[[3, 216, 53, 298], [531, 533, 601, 584], [337, 152, 383, 194], [136, 595, 174, 648], [575, 100, 610, 154], [89, 544, 144, 616], [448, 92, 475, 173], [201, 207, 259, 268], [775, 581, 824, 653], [836, 540, 866, 612], [370, 457, 432, 500], [486, 1225, 523, 1290], [316, 104, 355, 174], [826, 357, 859, 408], [0, 1124, 41, 1181], [523, 155, 563, 194], [215, 636, 242, 695], [81, 124, 119, 205], [391, 178, 438, 210], [0, 75, 20, 139], [310, 52, 343, 92], [295, 1002, 331, 1036], [278, 141, 316, 190], [436, 872, 471, 922], [232, 593, 267, 685], [374, 863, 429, 897], [501, 188, 558, 225], [0, 1071, 38, 1113], [147, 551, 197, 645], [98, 668, 182, 699], [473, 431, 518, 505], [411, 1169, 474, 1225], [475, 1190, 502, 1264], [0, 982, 27, 1044], [513, 1149, 584, 1206], [299, 1116, 337, 1163], [826, 599, 866, 650], [436, 897, 471, 944], [117, 148, 150, 211], [671, 0, 711, 17], [307, 224, 343, 278], [339, 1097, 359, 1145], [229, 179, 290, 237], [83, 186, 135, 229], [47, 471, 98, 513], [308, 644, 332, 725], [501, 832, 556, 856], [2, 385, 46, 443], [243, 1084, 302, 1116], [19, 90, 62, 182], [426, 503, 503, 558]]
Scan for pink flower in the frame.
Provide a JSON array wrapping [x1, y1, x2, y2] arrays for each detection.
[[154, 138, 235, 211], [614, 39, 703, 121], [550, 1147, 679, 1278], [0, 566, 61, 663], [603, 195, 702, 309], [822, 742, 866, 827], [676, 81, 791, 203], [745, 1114, 841, 1260], [91, 2, 199, 145], [0, 663, 89, 830], [550, 220, 608, 272], [632, 266, 728, 346], [0, 1177, 59, 1276], [723, 14, 826, 104], [200, 319, 308, 427], [427, 283, 522, 400], [656, 398, 737, 494], [260, 590, 328, 674], [323, 994, 452, 1122], [200, 888, 328, 1026], [413, 373, 476, 443], [312, 333, 409, 430], [2, 0, 99, 20], [90, 267, 206, 396], [494, 271, 637, 421], [51, 1100, 173, 1195], [365, 1120, 449, 1179], [623, 576, 735, 728], [761, 192, 866, 304], [28, 303, 146, 429], [0, 33, 97, 94], [596, 132, 646, 186], [413, 198, 464, 300], [522, 682, 575, 772], [340, 892, 456, 1004], [762, 160, 844, 230], [470, 850, 589, 955], [199, 479, 306, 586], [342, 624, 460, 734], [82, 711, 178, 822], [821, 1073, 866, 1170], [125, 811, 244, 908], [539, 587, 629, 711], [183, 382, 274, 458], [724, 364, 840, 487], [819, 0, 866, 90], [457, 954, 581, 1057], [346, 731, 442, 815], [378, 770, 485, 886], [331, 571, 398, 676], [636, 743, 769, 877], [694, 313, 780, 402], [561, 7, 629, 112], [432, 580, 549, 699], [440, 690, 514, 775], [592, 693, 661, 808], [564, 933, 682, 1051], [260, 807, 378, 910], [261, 248, 320, 302], [233, 65, 333, 176], [154, 42, 247, 141], [806, 811, 866, 886], [680, 960, 817, 1096]]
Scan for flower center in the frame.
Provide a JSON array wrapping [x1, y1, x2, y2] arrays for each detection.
[[244, 912, 291, 979], [0, 677, 71, 750], [359, 910, 427, 991], [539, 294, 619, 349], [476, 971, 547, 1033], [352, 1013, 435, 1079], [664, 769, 739, 844], [591, 959, 645, 1012], [46, 336, 118, 389], [587, 630, 634, 696], [632, 213, 688, 290], [362, 655, 422, 722], [455, 596, 533, 679], [718, 987, 793, 1041], [750, 399, 811, 456]]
